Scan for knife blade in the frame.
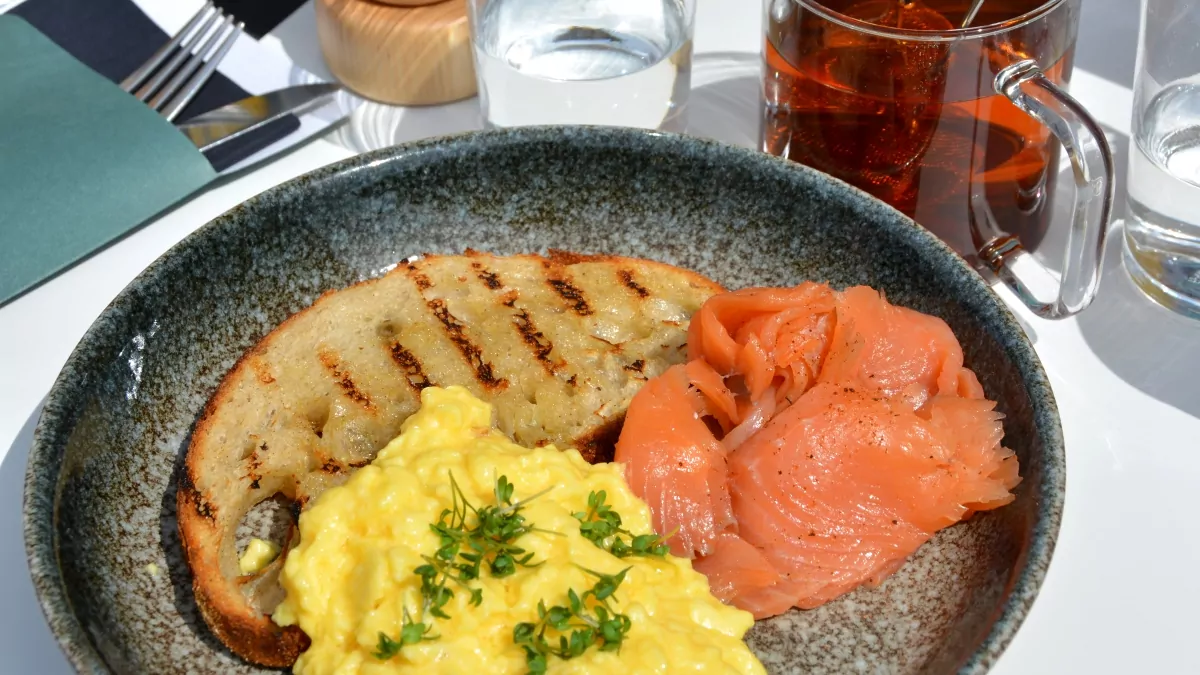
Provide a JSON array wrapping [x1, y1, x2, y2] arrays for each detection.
[[177, 83, 343, 153]]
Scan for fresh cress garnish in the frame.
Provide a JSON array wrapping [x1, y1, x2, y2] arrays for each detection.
[[573, 490, 670, 558], [513, 567, 634, 674]]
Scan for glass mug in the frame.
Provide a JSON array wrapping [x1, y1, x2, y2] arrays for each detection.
[[760, 0, 1114, 319]]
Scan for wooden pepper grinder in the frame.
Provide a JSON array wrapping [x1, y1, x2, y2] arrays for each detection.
[[315, 0, 478, 106]]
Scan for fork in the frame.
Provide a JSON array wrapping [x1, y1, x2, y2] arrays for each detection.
[[120, 2, 245, 122]]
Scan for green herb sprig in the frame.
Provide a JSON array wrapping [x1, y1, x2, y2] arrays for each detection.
[[573, 490, 670, 558], [375, 474, 550, 661], [512, 567, 634, 674], [415, 474, 551, 620], [373, 607, 437, 660]]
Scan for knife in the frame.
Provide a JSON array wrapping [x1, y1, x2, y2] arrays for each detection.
[[177, 83, 343, 153]]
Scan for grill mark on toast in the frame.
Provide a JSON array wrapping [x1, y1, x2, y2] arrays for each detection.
[[472, 261, 565, 376], [618, 269, 650, 298], [317, 349, 374, 409], [541, 260, 592, 316], [547, 277, 593, 316], [427, 298, 508, 389], [471, 261, 504, 290], [405, 262, 433, 290], [512, 308, 562, 374], [387, 340, 434, 392]]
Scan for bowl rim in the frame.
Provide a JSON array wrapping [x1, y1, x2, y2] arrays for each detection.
[[22, 125, 1064, 675]]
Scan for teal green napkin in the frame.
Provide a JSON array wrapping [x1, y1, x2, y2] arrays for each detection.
[[0, 15, 218, 304]]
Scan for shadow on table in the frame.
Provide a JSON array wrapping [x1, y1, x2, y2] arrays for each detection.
[[1028, 123, 1130, 277], [1033, 123, 1200, 420], [1075, 221, 1200, 420], [272, 1, 332, 82], [687, 52, 761, 149], [0, 399, 73, 674]]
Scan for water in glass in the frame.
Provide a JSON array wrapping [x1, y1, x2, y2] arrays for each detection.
[[1124, 81, 1200, 317], [471, 0, 693, 131]]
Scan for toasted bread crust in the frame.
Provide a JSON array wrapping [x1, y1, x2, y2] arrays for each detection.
[[178, 251, 722, 666]]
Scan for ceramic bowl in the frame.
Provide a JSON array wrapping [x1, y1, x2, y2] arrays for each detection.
[[24, 126, 1062, 674]]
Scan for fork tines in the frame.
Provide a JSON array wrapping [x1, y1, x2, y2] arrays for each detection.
[[120, 2, 245, 122]]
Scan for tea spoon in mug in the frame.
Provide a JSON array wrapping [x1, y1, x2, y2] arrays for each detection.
[[961, 0, 986, 27]]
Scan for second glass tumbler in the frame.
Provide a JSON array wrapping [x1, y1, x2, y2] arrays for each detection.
[[467, 0, 696, 132]]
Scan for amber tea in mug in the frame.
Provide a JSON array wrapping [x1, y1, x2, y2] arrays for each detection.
[[762, 0, 1083, 258]]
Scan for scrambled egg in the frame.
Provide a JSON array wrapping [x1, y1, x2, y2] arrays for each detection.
[[273, 386, 765, 675]]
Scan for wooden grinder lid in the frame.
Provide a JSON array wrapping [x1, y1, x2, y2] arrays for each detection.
[[315, 0, 477, 106]]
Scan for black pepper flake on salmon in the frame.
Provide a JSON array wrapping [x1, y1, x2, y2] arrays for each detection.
[[318, 349, 374, 409], [387, 340, 434, 392], [617, 269, 650, 298], [427, 298, 508, 389]]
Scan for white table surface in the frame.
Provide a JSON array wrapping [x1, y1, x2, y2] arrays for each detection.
[[3, 1, 1197, 673]]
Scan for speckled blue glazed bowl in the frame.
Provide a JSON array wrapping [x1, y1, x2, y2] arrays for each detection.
[[25, 126, 1062, 674]]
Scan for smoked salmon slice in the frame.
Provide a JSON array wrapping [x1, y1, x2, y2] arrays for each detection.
[[615, 364, 735, 558], [729, 384, 1018, 610], [614, 282, 1021, 619], [819, 285, 980, 409], [692, 532, 803, 620]]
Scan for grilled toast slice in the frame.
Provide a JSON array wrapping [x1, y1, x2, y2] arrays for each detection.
[[177, 251, 723, 667]]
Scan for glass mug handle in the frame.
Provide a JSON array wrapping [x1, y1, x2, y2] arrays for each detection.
[[982, 59, 1116, 319]]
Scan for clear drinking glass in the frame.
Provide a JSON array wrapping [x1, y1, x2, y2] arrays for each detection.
[[466, 0, 696, 132], [1123, 0, 1200, 319]]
